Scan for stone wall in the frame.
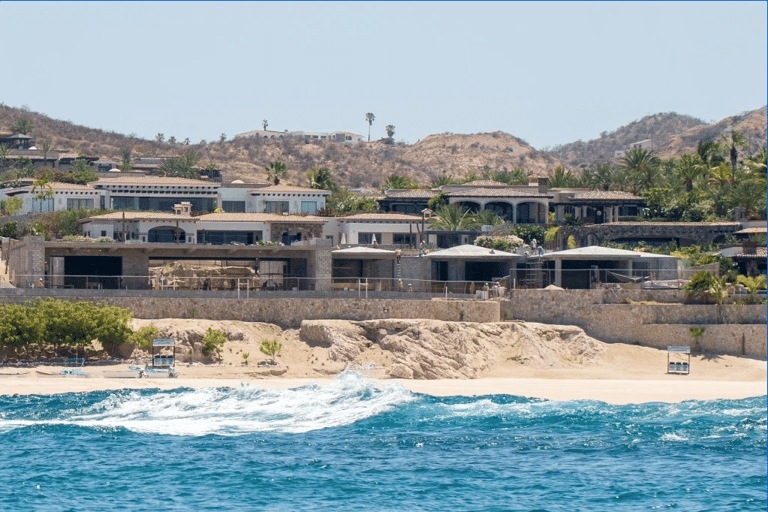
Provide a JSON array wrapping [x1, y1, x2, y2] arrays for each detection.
[[563, 222, 741, 247], [500, 294, 767, 358], [0, 295, 500, 328]]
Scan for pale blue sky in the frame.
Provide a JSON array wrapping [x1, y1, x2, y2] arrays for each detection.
[[2, 1, 766, 149]]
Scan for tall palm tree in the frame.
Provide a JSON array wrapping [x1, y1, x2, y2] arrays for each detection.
[[721, 130, 749, 181], [119, 149, 133, 172], [0, 144, 10, 171], [365, 112, 375, 142], [39, 141, 51, 168], [265, 161, 287, 185], [696, 140, 724, 168]]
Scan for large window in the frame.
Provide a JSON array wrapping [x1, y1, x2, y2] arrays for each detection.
[[222, 201, 246, 213], [393, 234, 416, 246], [265, 201, 289, 214], [300, 201, 318, 214], [358, 233, 382, 244], [67, 198, 94, 209]]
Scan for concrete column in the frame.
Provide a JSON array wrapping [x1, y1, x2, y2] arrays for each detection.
[[556, 205, 564, 222], [555, 258, 562, 287]]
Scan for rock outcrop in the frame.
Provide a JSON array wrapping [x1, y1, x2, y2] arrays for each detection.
[[300, 319, 605, 380]]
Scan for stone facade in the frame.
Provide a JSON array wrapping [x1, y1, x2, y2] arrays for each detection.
[[563, 222, 742, 248]]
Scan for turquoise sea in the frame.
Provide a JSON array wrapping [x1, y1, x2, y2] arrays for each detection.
[[0, 372, 765, 511]]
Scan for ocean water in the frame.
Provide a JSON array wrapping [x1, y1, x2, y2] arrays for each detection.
[[0, 372, 764, 511]]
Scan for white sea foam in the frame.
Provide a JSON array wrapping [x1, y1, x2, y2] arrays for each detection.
[[55, 370, 417, 436]]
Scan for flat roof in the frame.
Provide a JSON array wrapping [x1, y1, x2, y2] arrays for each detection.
[[426, 244, 520, 259], [542, 246, 642, 260]]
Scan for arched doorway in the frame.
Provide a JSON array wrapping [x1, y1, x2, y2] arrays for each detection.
[[455, 201, 481, 213], [484, 202, 513, 222]]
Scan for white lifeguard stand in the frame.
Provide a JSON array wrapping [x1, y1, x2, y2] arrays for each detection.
[[667, 346, 690, 374], [151, 338, 176, 368]]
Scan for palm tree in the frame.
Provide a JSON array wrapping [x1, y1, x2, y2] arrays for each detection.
[[262, 119, 268, 131], [548, 166, 579, 188], [385, 125, 395, 139], [381, 174, 419, 191], [32, 177, 53, 212], [431, 174, 458, 187], [736, 275, 767, 304], [0, 144, 10, 171], [474, 209, 504, 227], [306, 167, 335, 190], [721, 130, 749, 181], [708, 163, 733, 188], [265, 161, 287, 185], [365, 112, 375, 141], [585, 163, 615, 191], [620, 148, 661, 193], [675, 154, 704, 192], [429, 203, 480, 231], [119, 149, 133, 172], [39, 141, 51, 168], [156, 133, 164, 143], [697, 140, 724, 168]]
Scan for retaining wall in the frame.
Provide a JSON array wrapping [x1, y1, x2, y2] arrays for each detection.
[[0, 295, 500, 328], [500, 298, 766, 358]]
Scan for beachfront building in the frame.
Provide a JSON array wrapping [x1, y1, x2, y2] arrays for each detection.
[[80, 204, 330, 246], [333, 213, 424, 247], [248, 185, 330, 215], [1, 181, 101, 213], [92, 176, 221, 212]]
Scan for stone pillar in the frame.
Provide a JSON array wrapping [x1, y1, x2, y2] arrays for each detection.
[[556, 205, 564, 223], [555, 259, 562, 287], [312, 246, 332, 292]]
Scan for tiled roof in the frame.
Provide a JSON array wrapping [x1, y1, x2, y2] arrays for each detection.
[[457, 180, 509, 187], [383, 189, 436, 199], [250, 185, 330, 194], [571, 190, 642, 201], [49, 182, 97, 190], [723, 246, 767, 259], [84, 212, 192, 221], [93, 176, 218, 186], [196, 213, 328, 223], [338, 213, 423, 222], [445, 188, 551, 198]]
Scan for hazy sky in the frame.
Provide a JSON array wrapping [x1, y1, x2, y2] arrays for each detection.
[[2, 2, 766, 149]]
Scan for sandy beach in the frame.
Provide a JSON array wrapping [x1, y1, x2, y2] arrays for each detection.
[[0, 317, 764, 404], [1, 349, 764, 405]]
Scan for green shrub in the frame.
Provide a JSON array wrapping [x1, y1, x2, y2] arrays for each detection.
[[202, 328, 227, 357], [259, 338, 282, 363], [129, 324, 161, 349], [684, 271, 725, 304]]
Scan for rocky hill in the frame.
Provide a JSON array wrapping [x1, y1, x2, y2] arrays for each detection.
[[1, 103, 765, 190], [545, 107, 767, 167]]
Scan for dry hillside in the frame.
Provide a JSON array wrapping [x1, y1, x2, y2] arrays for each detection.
[[545, 107, 767, 167], [1, 103, 765, 190]]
